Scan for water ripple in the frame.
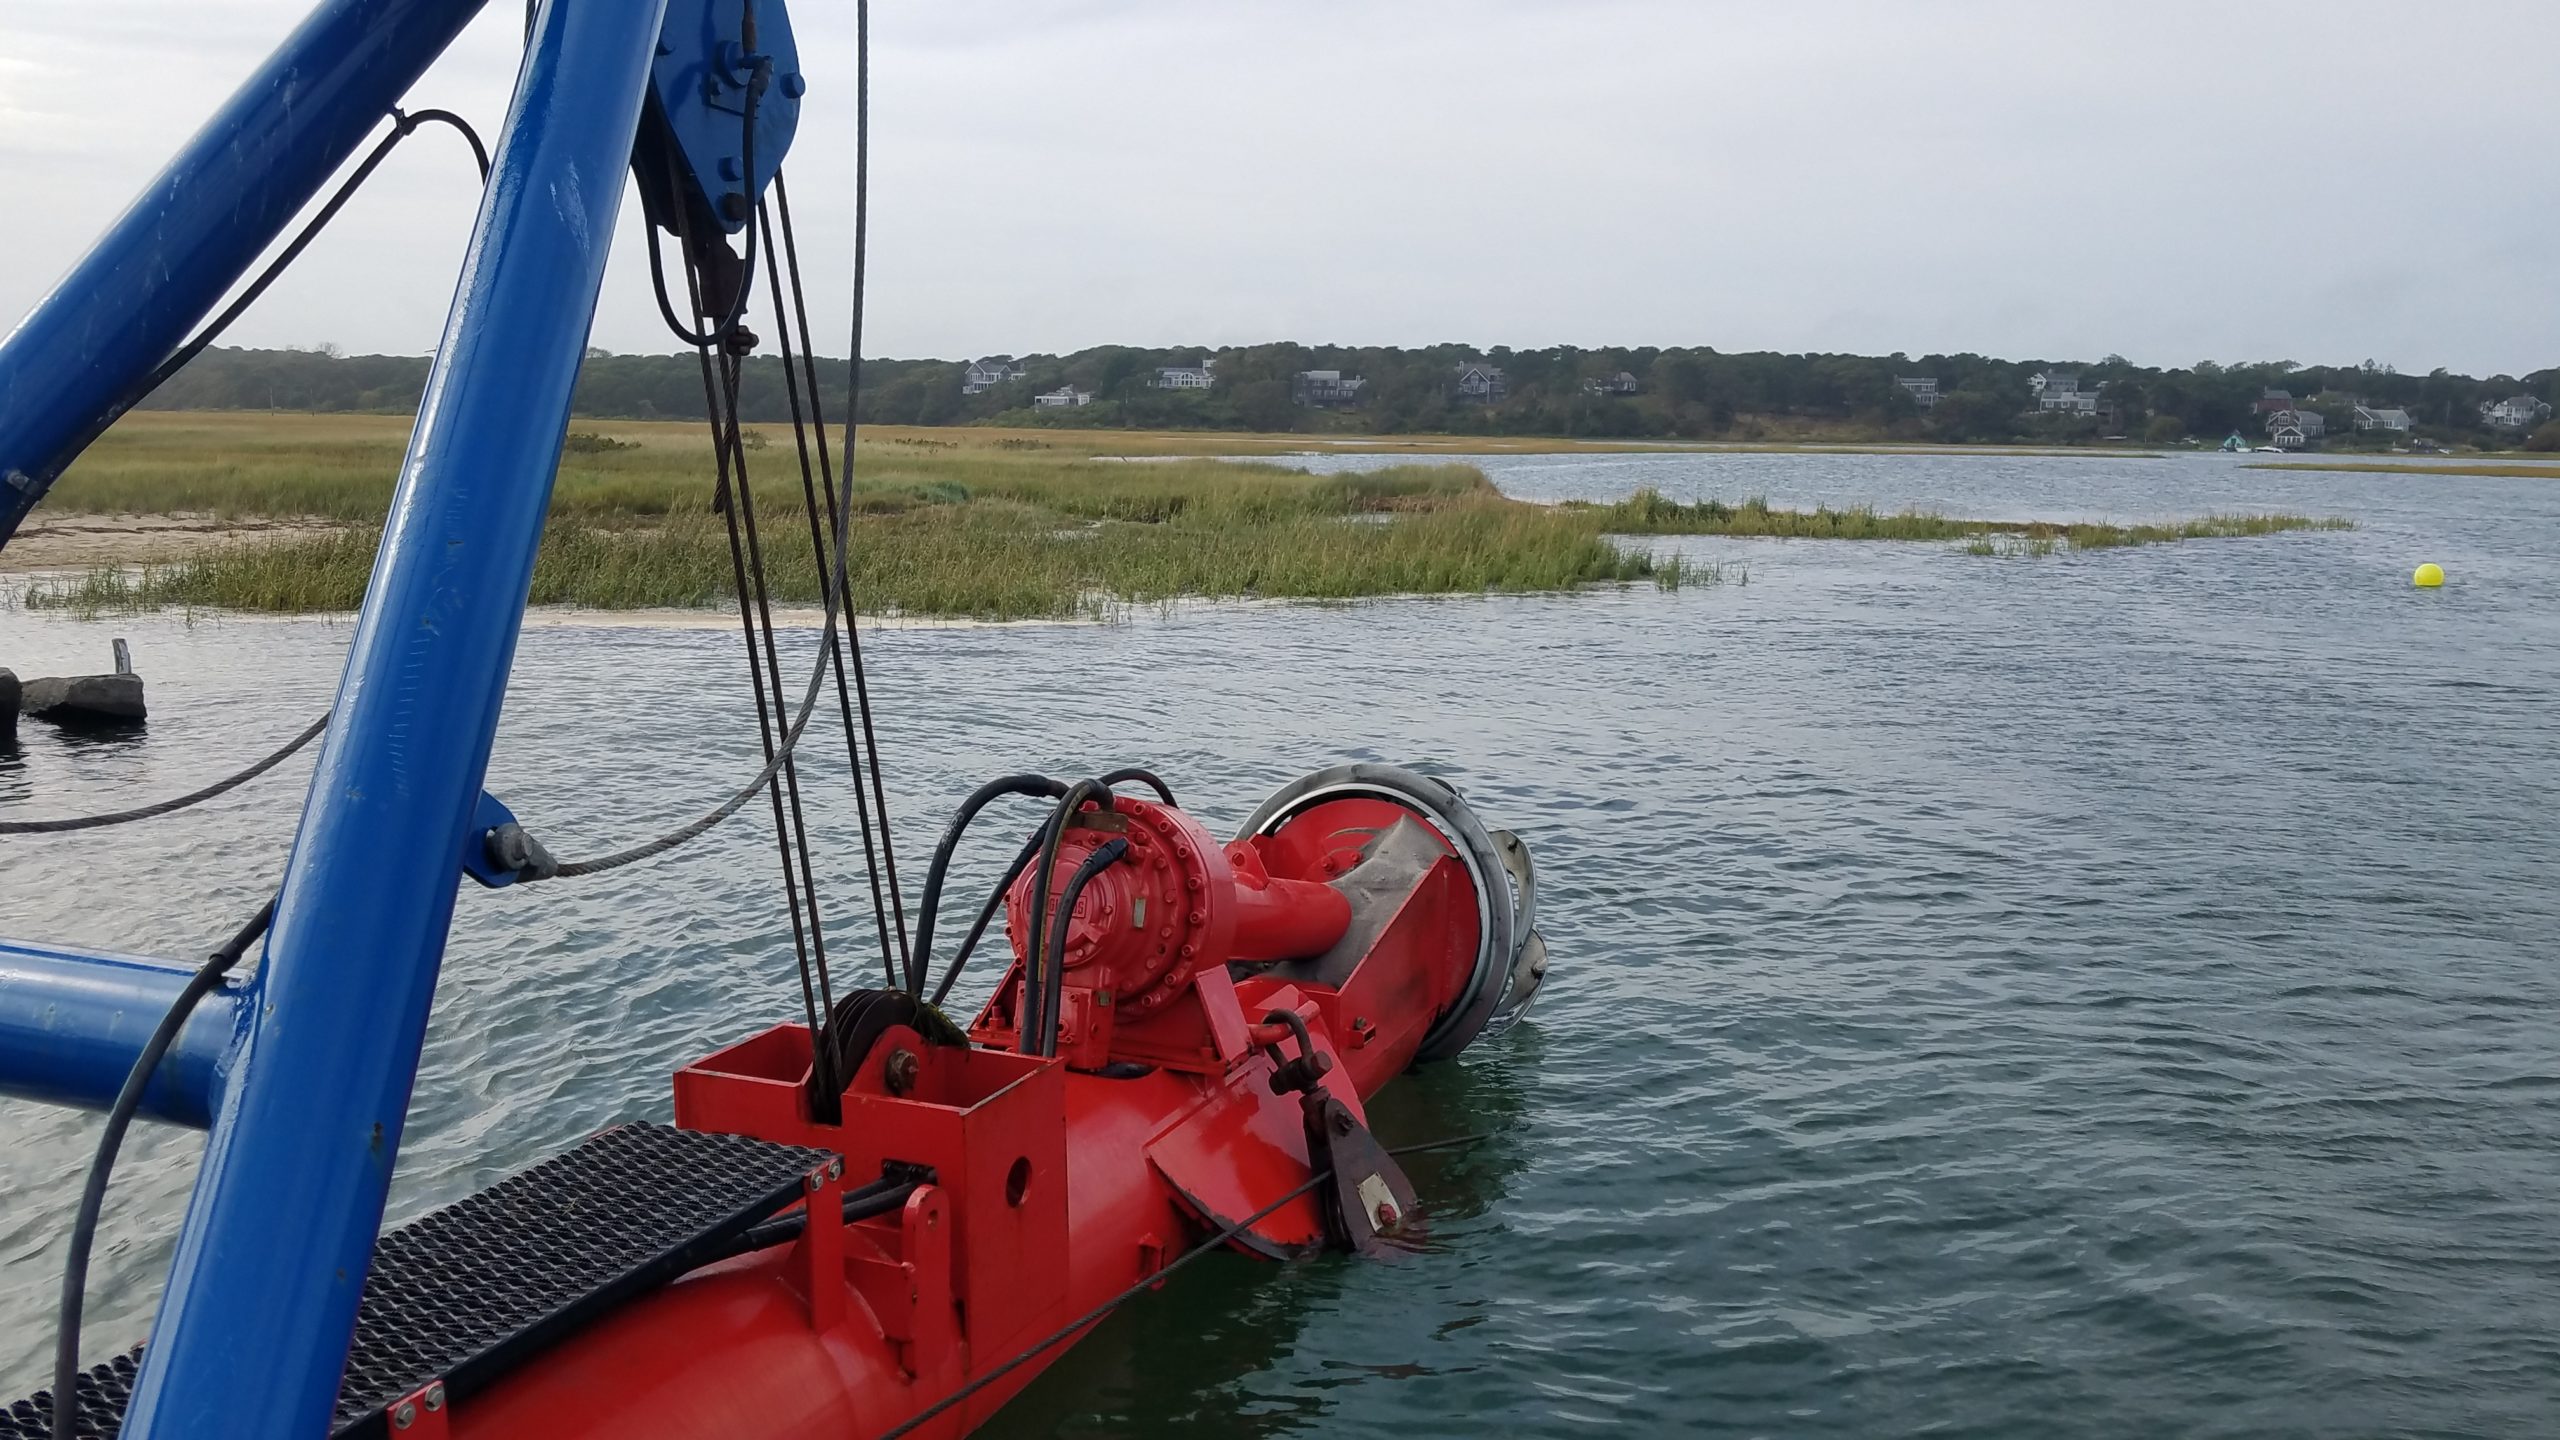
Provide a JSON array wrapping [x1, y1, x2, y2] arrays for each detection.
[[3, 453, 2557, 1435]]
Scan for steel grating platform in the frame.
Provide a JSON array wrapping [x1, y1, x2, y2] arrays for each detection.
[[2, 1122, 833, 1439]]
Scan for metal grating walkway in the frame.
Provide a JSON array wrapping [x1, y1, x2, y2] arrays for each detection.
[[2, 1122, 831, 1439]]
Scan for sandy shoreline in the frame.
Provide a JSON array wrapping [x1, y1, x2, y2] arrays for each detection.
[[0, 511, 343, 573]]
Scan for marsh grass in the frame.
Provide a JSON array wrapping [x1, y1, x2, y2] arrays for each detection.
[[24, 414, 2333, 614], [32, 419, 1710, 617], [1591, 488, 2351, 554], [30, 496, 1707, 620]]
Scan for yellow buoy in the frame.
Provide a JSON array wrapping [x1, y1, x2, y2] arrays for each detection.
[[2413, 563, 2445, 588]]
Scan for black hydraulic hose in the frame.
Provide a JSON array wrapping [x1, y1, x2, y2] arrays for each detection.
[[396, 107, 491, 185], [905, 775, 1067, 995], [1098, 767, 1176, 807], [709, 1177, 918, 1265], [1038, 838, 1128, 1057], [1020, 780, 1107, 1055], [1, 109, 483, 836], [927, 829, 1044, 1009], [919, 768, 1179, 1006], [37, 103, 489, 523], [138, 106, 489, 402], [50, 901, 272, 1440]]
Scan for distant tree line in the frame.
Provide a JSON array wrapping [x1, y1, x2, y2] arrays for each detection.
[[141, 343, 2560, 449]]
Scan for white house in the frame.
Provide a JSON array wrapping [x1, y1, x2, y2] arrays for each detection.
[[2352, 406, 2414, 433], [1895, 376, 1941, 411], [1293, 370, 1368, 407], [1581, 371, 1641, 397], [1455, 361, 1508, 402], [1152, 363, 1215, 391], [2481, 395, 2554, 431], [1032, 386, 1092, 408], [962, 358, 1026, 395], [2027, 371, 2101, 416], [2266, 407, 2326, 441]]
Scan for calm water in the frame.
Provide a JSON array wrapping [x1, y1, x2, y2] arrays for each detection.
[[3, 451, 2557, 1436]]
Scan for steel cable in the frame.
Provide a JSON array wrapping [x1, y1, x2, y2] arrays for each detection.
[[870, 1133, 1491, 1440], [0, 716, 326, 835], [761, 184, 906, 994], [542, 0, 876, 881]]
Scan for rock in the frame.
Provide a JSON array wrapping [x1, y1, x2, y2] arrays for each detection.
[[0, 669, 17, 741], [22, 672, 147, 726]]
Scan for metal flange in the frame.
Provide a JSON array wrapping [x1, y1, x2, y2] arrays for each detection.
[[1241, 763, 1543, 1063]]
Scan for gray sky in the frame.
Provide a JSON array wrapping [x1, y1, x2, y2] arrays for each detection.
[[5, 2, 2555, 375]]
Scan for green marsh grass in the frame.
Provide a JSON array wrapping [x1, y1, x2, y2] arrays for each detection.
[[30, 496, 1708, 621], [22, 414, 2332, 615], [1588, 488, 2352, 554]]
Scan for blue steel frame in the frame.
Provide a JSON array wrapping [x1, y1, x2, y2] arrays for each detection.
[[0, 0, 677, 1434], [0, 942, 242, 1129], [0, 0, 491, 545]]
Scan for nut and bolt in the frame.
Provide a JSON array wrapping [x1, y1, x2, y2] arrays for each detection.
[[393, 1401, 417, 1430], [1374, 1202, 1400, 1229], [424, 1384, 446, 1413]]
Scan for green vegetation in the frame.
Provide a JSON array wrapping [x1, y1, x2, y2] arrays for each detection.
[[28, 414, 1713, 619], [20, 413, 2346, 619], [30, 497, 1716, 620], [1581, 489, 2353, 551], [144, 343, 2558, 450]]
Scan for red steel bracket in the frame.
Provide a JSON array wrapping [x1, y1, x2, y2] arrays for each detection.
[[385, 1377, 450, 1438]]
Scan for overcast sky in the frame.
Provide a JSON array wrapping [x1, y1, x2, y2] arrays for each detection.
[[4, 2, 2555, 375]]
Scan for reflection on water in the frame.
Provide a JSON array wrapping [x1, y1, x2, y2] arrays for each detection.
[[981, 1060, 1532, 1440], [32, 721, 148, 750], [3, 452, 2558, 1436], [2, 714, 151, 778]]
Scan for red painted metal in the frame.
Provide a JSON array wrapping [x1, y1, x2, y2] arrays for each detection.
[[387, 1378, 450, 1439], [439, 791, 1485, 1440]]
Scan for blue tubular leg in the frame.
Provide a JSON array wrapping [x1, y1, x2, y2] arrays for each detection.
[[117, 2, 672, 1434], [0, 0, 490, 546], [0, 940, 240, 1129]]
